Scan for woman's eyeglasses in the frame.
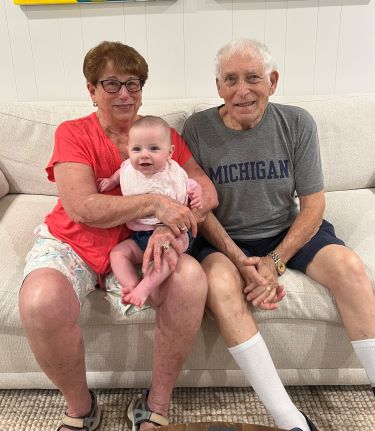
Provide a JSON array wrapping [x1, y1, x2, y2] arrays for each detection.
[[99, 78, 145, 93]]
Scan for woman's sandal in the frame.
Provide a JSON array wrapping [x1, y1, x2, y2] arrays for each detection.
[[56, 390, 102, 431], [126, 390, 169, 430]]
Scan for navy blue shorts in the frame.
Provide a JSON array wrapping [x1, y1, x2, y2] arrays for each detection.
[[189, 219, 345, 274], [133, 230, 194, 252], [132, 231, 153, 251]]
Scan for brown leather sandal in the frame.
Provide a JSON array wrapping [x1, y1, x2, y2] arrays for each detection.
[[56, 390, 101, 431]]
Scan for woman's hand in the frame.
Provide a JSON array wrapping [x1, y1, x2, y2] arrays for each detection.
[[142, 226, 184, 273], [155, 196, 198, 237]]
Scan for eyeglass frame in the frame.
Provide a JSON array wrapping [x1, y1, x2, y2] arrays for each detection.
[[99, 78, 145, 94]]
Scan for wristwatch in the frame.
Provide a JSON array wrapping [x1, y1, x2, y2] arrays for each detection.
[[267, 250, 286, 276]]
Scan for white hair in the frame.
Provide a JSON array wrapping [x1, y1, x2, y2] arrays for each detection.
[[215, 39, 277, 80]]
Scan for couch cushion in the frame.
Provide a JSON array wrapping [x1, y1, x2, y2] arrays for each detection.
[[1, 97, 374, 333], [0, 102, 93, 196], [0, 101, 191, 196], [0, 169, 9, 199], [0, 194, 57, 327], [139, 99, 194, 133], [276, 94, 375, 192], [1, 188, 374, 329], [193, 94, 375, 193], [251, 187, 375, 324]]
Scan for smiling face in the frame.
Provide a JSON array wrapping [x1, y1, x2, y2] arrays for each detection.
[[216, 51, 278, 130], [128, 123, 173, 175], [87, 61, 143, 128]]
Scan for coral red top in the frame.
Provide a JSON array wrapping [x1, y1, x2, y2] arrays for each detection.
[[45, 112, 192, 275]]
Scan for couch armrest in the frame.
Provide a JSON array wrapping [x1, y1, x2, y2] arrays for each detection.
[[0, 169, 9, 199]]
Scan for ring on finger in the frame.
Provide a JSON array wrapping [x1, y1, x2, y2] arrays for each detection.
[[161, 243, 170, 252], [266, 286, 272, 293], [178, 225, 187, 232]]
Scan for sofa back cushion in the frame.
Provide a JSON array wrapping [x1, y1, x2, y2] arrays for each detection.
[[0, 169, 9, 198], [194, 94, 375, 193], [0, 101, 191, 196], [1, 95, 374, 196], [272, 94, 375, 192], [0, 102, 93, 195]]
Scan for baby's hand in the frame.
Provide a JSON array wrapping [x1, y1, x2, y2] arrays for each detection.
[[187, 179, 203, 209], [98, 177, 116, 192]]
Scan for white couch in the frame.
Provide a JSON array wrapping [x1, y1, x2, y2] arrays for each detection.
[[0, 94, 374, 389]]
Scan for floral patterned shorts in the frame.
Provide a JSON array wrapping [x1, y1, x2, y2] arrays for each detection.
[[23, 223, 148, 316]]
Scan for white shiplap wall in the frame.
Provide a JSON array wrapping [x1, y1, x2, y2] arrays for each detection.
[[1, 0, 375, 102]]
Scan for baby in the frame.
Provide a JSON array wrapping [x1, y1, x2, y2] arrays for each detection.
[[99, 115, 202, 307]]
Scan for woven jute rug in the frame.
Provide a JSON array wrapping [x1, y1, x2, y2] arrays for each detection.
[[0, 386, 374, 431]]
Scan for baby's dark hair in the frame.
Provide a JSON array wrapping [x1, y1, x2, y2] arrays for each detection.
[[131, 116, 171, 145]]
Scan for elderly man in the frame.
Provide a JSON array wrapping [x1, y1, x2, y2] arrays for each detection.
[[183, 39, 375, 431]]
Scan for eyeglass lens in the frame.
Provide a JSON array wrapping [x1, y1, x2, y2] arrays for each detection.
[[101, 79, 143, 93]]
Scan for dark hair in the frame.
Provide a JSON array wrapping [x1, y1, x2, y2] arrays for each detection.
[[131, 116, 171, 145], [83, 41, 148, 85]]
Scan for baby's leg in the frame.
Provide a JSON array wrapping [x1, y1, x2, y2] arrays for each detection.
[[124, 234, 189, 308], [110, 239, 143, 294], [123, 249, 176, 308]]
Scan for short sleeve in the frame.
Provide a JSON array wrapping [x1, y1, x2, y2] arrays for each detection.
[[181, 114, 202, 166], [294, 110, 324, 196], [170, 128, 192, 166], [46, 114, 96, 182]]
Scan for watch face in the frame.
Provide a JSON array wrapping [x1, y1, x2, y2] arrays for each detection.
[[277, 261, 286, 274]]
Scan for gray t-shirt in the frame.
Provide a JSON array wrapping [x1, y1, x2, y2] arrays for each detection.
[[183, 102, 324, 240]]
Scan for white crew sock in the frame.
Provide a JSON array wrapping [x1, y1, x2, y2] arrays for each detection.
[[228, 332, 309, 431], [351, 338, 375, 386]]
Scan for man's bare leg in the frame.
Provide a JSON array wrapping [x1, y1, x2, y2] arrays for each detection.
[[19, 269, 91, 431], [307, 244, 375, 340], [201, 252, 311, 431], [307, 244, 375, 391], [141, 255, 207, 430]]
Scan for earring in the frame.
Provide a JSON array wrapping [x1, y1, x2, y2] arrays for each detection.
[[93, 102, 98, 107]]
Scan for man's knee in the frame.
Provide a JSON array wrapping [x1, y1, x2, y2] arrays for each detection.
[[332, 248, 366, 280], [203, 256, 243, 299], [311, 246, 369, 295], [201, 257, 247, 320]]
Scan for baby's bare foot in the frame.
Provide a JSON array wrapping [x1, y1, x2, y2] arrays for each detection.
[[123, 292, 146, 308]]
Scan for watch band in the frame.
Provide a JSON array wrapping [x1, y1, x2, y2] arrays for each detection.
[[268, 250, 281, 263], [267, 250, 286, 275]]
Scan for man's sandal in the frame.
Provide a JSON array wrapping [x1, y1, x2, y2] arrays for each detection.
[[126, 390, 169, 430], [56, 390, 101, 431]]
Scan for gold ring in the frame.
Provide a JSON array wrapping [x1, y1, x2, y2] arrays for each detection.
[[161, 243, 170, 252], [266, 286, 272, 293], [179, 226, 187, 232]]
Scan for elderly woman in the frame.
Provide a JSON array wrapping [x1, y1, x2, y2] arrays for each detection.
[[19, 41, 218, 431]]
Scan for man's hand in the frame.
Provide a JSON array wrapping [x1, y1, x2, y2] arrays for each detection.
[[240, 256, 286, 310]]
